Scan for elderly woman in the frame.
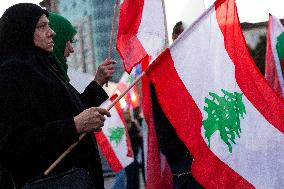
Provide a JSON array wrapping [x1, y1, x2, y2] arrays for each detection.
[[0, 3, 111, 188]]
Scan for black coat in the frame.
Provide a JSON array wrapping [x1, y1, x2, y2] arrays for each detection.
[[0, 51, 108, 188], [150, 83, 192, 165]]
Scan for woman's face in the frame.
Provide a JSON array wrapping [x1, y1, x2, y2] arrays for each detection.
[[64, 38, 75, 59], [33, 14, 55, 52]]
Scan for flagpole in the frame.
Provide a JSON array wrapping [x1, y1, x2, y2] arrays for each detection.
[[106, 0, 120, 87], [161, 0, 169, 47], [44, 71, 147, 176]]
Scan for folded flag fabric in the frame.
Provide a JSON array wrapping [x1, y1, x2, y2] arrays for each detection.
[[116, 0, 166, 73]]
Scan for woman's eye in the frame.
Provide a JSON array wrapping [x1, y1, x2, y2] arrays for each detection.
[[37, 24, 47, 29]]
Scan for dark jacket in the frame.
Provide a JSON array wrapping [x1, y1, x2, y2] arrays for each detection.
[[0, 51, 108, 188], [150, 83, 192, 165]]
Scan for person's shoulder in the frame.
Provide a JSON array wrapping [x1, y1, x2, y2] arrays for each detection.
[[0, 57, 30, 68], [0, 57, 33, 78]]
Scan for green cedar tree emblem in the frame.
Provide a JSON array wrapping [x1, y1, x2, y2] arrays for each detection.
[[108, 127, 125, 146], [202, 89, 246, 153]]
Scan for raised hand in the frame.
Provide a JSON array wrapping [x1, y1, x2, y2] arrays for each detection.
[[94, 59, 116, 86]]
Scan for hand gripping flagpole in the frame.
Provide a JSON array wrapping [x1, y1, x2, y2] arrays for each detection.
[[44, 71, 147, 176], [106, 0, 120, 87]]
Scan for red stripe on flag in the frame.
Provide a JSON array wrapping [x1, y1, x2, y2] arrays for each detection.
[[141, 57, 163, 189], [95, 131, 123, 172], [216, 0, 284, 134], [116, 0, 147, 73], [147, 48, 253, 188], [111, 95, 134, 158], [95, 96, 133, 172]]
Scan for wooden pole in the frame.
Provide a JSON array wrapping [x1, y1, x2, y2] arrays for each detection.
[[106, 0, 120, 87], [108, 0, 120, 60], [44, 71, 147, 176], [161, 0, 169, 47]]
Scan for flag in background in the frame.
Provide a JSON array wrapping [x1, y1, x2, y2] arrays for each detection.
[[147, 0, 284, 188], [116, 0, 171, 188], [116, 0, 166, 73], [265, 14, 284, 98], [95, 96, 134, 172], [114, 67, 139, 111]]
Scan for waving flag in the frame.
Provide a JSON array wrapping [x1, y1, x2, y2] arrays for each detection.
[[95, 96, 134, 172], [116, 0, 166, 73], [115, 68, 139, 111], [265, 14, 284, 98], [147, 0, 284, 188], [116, 0, 171, 188]]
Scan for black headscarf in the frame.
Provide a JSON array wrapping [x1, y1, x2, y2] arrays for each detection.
[[0, 3, 48, 58]]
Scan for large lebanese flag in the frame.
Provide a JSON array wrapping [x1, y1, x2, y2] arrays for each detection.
[[147, 0, 284, 188], [116, 0, 166, 73], [265, 14, 284, 98], [95, 96, 134, 172]]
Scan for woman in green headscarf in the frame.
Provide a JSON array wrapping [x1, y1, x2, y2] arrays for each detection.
[[47, 13, 116, 188], [48, 12, 115, 85], [48, 12, 76, 81]]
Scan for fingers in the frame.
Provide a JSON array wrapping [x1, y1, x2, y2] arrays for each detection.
[[74, 107, 111, 134], [103, 58, 116, 66], [94, 59, 116, 86], [95, 107, 111, 117]]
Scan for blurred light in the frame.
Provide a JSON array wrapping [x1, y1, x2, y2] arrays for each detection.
[[119, 98, 127, 109], [131, 92, 139, 108]]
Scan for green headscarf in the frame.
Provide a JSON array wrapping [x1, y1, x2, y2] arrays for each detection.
[[48, 12, 77, 81]]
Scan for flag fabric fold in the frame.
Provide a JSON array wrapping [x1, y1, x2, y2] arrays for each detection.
[[95, 96, 134, 172], [116, 0, 166, 73], [146, 0, 284, 188], [141, 57, 173, 189], [265, 14, 284, 98], [117, 0, 172, 188]]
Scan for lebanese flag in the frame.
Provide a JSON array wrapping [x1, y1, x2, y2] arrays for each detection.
[[117, 0, 171, 188], [115, 68, 139, 110], [147, 0, 284, 188], [116, 0, 166, 73], [95, 96, 134, 172], [265, 14, 284, 98]]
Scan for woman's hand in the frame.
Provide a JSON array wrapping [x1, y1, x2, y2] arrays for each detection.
[[74, 107, 111, 134], [94, 59, 116, 86]]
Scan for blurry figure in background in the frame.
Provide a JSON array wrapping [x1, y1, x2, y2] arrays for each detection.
[[111, 170, 126, 189], [124, 111, 142, 189], [111, 110, 142, 189], [150, 21, 203, 189], [172, 21, 184, 41]]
